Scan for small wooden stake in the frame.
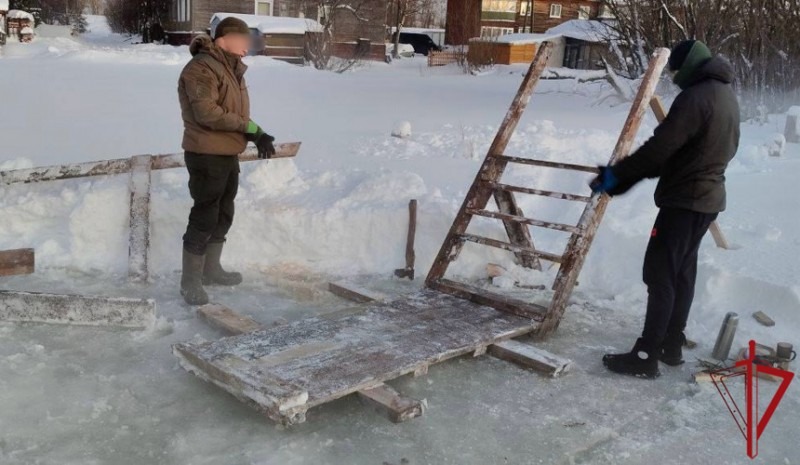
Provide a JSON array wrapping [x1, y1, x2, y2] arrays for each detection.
[[198, 304, 263, 334], [489, 339, 572, 377], [394, 199, 418, 280], [128, 154, 153, 282], [0, 248, 34, 277]]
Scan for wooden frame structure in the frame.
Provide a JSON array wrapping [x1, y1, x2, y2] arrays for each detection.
[[0, 144, 301, 282], [426, 46, 673, 337]]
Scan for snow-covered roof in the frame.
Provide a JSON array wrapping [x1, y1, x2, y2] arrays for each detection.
[[210, 12, 322, 35], [20, 26, 33, 34], [492, 33, 562, 45], [390, 27, 445, 34], [7, 10, 35, 21], [0, 0, 9, 12], [545, 20, 616, 43]]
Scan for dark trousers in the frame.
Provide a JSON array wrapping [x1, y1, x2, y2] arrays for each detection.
[[182, 152, 240, 255], [640, 207, 718, 350]]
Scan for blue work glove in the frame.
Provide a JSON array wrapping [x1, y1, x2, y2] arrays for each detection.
[[589, 165, 619, 194]]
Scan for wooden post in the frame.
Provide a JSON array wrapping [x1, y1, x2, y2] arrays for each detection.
[[650, 96, 730, 250], [394, 199, 417, 280], [0, 248, 34, 277], [128, 154, 153, 282]]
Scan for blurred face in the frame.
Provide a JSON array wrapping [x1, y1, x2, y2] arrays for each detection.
[[216, 33, 251, 58]]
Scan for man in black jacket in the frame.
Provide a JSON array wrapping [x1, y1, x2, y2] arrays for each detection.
[[590, 40, 740, 378]]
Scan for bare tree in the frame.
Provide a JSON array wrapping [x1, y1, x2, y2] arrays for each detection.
[[389, 0, 434, 58]]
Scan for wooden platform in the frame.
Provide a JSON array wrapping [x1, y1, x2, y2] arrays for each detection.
[[173, 289, 542, 425]]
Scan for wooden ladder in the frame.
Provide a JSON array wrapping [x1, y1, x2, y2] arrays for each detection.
[[425, 44, 671, 338]]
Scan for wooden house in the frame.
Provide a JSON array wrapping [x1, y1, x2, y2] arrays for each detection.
[[210, 12, 322, 64], [6, 10, 34, 42], [446, 0, 605, 45], [468, 33, 564, 66], [164, 0, 267, 45], [545, 19, 612, 69]]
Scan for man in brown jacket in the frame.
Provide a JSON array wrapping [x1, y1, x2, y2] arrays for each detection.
[[177, 17, 276, 305]]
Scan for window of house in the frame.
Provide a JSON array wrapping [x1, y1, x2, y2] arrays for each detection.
[[481, 0, 517, 21], [520, 1, 532, 16], [578, 5, 591, 19], [549, 4, 562, 18], [256, 1, 272, 16], [480, 26, 514, 38], [176, 0, 191, 22], [317, 5, 331, 24]]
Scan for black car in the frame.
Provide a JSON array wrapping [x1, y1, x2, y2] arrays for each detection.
[[392, 32, 442, 56]]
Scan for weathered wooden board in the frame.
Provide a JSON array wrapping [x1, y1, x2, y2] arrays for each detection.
[[0, 290, 156, 328], [0, 248, 34, 277], [488, 339, 572, 377], [0, 143, 301, 185], [358, 383, 425, 423], [327, 281, 389, 304], [128, 154, 153, 282], [198, 304, 264, 334], [173, 289, 539, 425]]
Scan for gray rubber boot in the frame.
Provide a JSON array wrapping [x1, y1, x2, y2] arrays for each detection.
[[181, 249, 209, 305], [203, 241, 243, 286]]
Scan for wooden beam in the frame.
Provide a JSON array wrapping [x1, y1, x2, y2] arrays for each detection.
[[0, 290, 156, 328], [488, 339, 572, 377], [0, 248, 34, 277], [327, 281, 389, 304], [0, 143, 302, 186], [650, 96, 730, 250], [128, 154, 152, 282], [357, 383, 425, 423], [198, 304, 264, 334]]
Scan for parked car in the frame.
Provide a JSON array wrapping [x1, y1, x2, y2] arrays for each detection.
[[385, 42, 416, 59], [392, 32, 442, 56]]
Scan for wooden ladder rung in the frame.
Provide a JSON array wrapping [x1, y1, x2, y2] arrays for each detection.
[[458, 233, 564, 264], [431, 278, 547, 321], [488, 182, 592, 202], [466, 208, 583, 235], [495, 155, 600, 174]]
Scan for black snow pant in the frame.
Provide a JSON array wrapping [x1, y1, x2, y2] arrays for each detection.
[[182, 152, 240, 255], [640, 207, 718, 351]]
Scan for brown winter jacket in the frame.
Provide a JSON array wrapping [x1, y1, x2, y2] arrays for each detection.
[[178, 35, 250, 156]]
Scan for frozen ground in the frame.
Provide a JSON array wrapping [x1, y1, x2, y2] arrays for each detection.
[[0, 17, 798, 465]]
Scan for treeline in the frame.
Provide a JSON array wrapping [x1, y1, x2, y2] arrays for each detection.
[[606, 0, 800, 115]]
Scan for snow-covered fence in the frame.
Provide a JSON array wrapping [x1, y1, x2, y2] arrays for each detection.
[[0, 143, 302, 282]]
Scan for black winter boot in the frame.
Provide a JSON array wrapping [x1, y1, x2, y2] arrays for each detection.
[[602, 338, 661, 379], [181, 249, 209, 305], [203, 241, 242, 286], [660, 332, 687, 366]]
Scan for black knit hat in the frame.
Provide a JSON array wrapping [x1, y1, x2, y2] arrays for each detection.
[[214, 17, 250, 39], [669, 40, 697, 71]]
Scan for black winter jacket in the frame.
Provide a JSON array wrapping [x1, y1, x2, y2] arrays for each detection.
[[610, 57, 740, 213]]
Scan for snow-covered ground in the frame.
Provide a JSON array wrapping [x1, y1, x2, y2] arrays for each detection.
[[0, 16, 798, 465]]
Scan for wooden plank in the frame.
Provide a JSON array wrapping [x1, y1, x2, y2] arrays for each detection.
[[127, 154, 152, 282], [0, 248, 34, 277], [431, 278, 547, 321], [495, 155, 600, 174], [327, 281, 388, 304], [488, 339, 572, 377], [466, 208, 583, 235], [458, 233, 564, 264], [357, 383, 425, 423], [0, 143, 301, 185], [0, 289, 156, 328], [425, 43, 553, 286], [650, 96, 729, 250], [173, 289, 540, 425], [489, 182, 592, 202], [394, 199, 417, 279], [537, 48, 671, 339], [493, 188, 542, 270], [198, 304, 264, 335]]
